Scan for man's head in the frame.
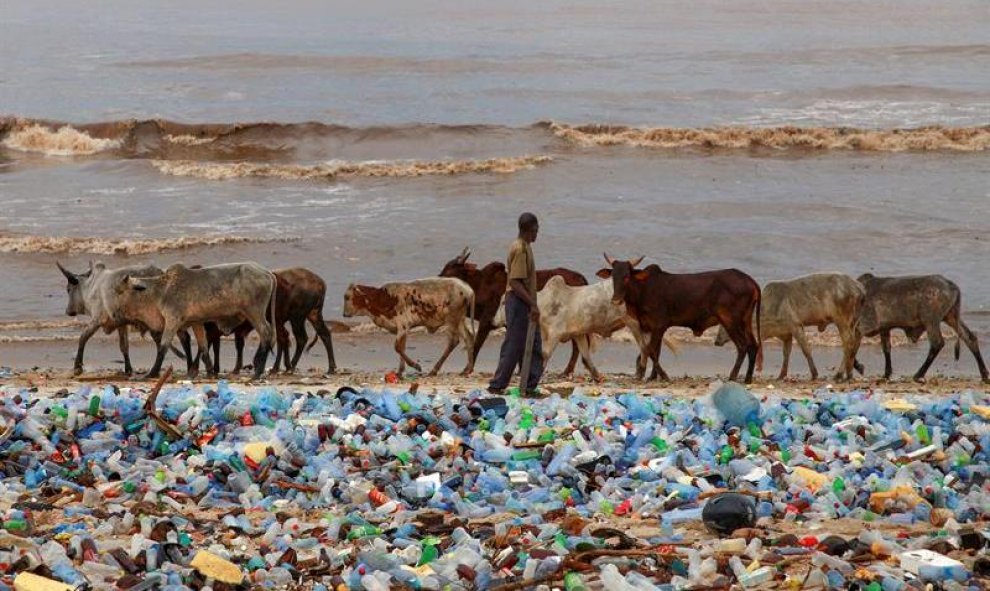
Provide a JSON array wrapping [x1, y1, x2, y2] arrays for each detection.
[[518, 212, 539, 243]]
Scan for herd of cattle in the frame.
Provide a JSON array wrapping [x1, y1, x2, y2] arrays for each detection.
[[56, 250, 990, 384]]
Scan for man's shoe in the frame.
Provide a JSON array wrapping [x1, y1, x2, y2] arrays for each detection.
[[487, 386, 506, 395], [524, 388, 546, 398]]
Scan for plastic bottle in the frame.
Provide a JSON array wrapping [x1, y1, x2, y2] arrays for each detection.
[[712, 382, 761, 427]]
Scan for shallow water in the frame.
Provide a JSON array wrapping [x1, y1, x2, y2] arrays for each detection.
[[1, 0, 988, 340]]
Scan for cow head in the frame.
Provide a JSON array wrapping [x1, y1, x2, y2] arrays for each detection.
[[57, 260, 94, 317], [439, 247, 477, 278], [113, 274, 165, 329], [595, 253, 645, 304], [342, 284, 363, 318], [856, 273, 876, 287]]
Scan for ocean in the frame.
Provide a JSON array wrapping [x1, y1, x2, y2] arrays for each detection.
[[1, 0, 988, 346]]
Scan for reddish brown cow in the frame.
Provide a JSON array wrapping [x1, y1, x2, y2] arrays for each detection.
[[204, 267, 336, 375], [597, 254, 762, 384], [439, 247, 588, 375]]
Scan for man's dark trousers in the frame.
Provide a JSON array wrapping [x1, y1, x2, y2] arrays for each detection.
[[489, 292, 543, 391]]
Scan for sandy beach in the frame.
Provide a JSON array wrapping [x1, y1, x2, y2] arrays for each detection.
[[3, 329, 987, 398]]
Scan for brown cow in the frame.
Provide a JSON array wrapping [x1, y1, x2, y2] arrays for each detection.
[[598, 254, 762, 383], [203, 267, 336, 376], [439, 247, 588, 375]]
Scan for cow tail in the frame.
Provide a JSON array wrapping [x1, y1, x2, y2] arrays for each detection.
[[305, 331, 320, 353], [954, 289, 962, 361], [754, 284, 764, 371], [268, 273, 278, 349], [467, 288, 477, 344]]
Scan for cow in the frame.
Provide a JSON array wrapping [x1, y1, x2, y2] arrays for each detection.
[[342, 278, 475, 376], [439, 247, 588, 375], [598, 254, 762, 383], [201, 267, 336, 376], [714, 273, 866, 381], [856, 273, 988, 383], [113, 262, 277, 379], [57, 261, 194, 376], [494, 276, 677, 380]]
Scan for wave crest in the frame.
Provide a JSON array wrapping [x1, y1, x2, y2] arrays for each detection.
[[0, 233, 296, 255], [152, 155, 552, 180], [1, 124, 121, 156], [546, 122, 990, 152]]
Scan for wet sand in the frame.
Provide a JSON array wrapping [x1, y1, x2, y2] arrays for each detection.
[[2, 331, 986, 397]]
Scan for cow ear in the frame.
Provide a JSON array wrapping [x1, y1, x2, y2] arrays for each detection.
[[596, 268, 612, 279], [634, 270, 650, 282]]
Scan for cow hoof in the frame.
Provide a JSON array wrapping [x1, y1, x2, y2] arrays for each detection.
[[141, 372, 159, 380], [912, 376, 926, 384], [427, 371, 439, 378], [72, 366, 84, 377]]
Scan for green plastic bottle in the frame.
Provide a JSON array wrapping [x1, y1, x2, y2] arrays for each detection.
[[564, 572, 588, 591], [51, 405, 68, 421], [519, 408, 534, 429], [832, 477, 845, 494], [88, 395, 101, 417], [650, 437, 668, 453], [417, 542, 439, 566], [3, 519, 27, 531], [916, 424, 930, 445], [396, 451, 411, 465], [511, 449, 541, 461], [537, 430, 556, 443], [599, 499, 614, 516], [347, 525, 382, 540], [781, 448, 792, 464], [719, 445, 733, 464]]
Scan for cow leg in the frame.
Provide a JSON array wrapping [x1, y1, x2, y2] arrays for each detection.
[[793, 328, 818, 381], [880, 330, 893, 380], [575, 335, 603, 382], [457, 318, 475, 377], [117, 326, 133, 376], [188, 326, 209, 379], [777, 335, 793, 381], [428, 326, 460, 377], [647, 329, 671, 381], [562, 339, 581, 377], [466, 315, 496, 375], [231, 331, 245, 375], [282, 319, 307, 373], [307, 311, 337, 374], [73, 320, 103, 376], [945, 311, 989, 382], [270, 321, 291, 375], [395, 332, 421, 374], [835, 321, 860, 381], [143, 325, 176, 380], [913, 321, 945, 382], [205, 324, 221, 377]]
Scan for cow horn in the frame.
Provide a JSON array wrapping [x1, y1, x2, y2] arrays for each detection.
[[603, 252, 616, 266], [84, 260, 94, 276], [457, 247, 471, 263], [56, 261, 77, 283], [629, 255, 644, 268]]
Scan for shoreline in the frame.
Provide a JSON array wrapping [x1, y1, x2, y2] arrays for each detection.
[[3, 331, 986, 396]]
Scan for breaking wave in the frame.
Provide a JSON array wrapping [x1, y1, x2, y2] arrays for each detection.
[[1, 124, 121, 156], [0, 319, 84, 332], [152, 155, 552, 181], [545, 122, 990, 152], [2, 117, 988, 164], [0, 233, 296, 255]]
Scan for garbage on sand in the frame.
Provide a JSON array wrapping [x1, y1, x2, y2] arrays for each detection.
[[0, 375, 986, 590]]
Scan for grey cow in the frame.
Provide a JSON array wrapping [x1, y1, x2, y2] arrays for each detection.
[[715, 273, 866, 381], [113, 262, 277, 379], [57, 261, 193, 376], [856, 273, 989, 383]]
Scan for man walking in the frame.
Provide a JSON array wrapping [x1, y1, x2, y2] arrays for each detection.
[[489, 212, 543, 396]]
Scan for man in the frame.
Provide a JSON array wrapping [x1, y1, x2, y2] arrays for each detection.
[[489, 212, 543, 395]]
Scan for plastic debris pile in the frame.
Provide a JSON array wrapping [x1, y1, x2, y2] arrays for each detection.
[[0, 379, 987, 590]]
